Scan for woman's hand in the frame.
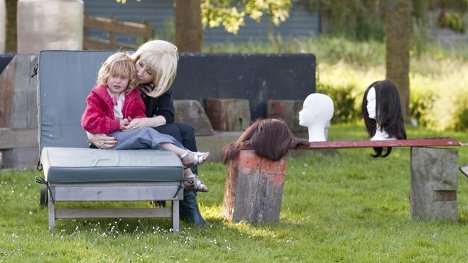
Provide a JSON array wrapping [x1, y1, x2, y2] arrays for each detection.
[[124, 117, 166, 130], [87, 132, 117, 149]]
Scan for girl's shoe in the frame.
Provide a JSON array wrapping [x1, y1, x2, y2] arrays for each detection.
[[183, 174, 209, 192], [181, 150, 209, 169]]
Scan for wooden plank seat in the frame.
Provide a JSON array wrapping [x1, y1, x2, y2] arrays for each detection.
[[299, 137, 462, 149], [40, 147, 184, 231], [225, 137, 464, 223]]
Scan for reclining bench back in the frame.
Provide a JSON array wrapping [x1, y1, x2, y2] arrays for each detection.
[[37, 51, 184, 231], [38, 50, 114, 150]]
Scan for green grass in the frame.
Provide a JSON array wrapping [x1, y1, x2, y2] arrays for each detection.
[[1, 124, 467, 262]]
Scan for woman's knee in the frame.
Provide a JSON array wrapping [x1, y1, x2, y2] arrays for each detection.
[[154, 124, 182, 142]]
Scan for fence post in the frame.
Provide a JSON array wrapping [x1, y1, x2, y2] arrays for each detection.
[[0, 54, 38, 168]]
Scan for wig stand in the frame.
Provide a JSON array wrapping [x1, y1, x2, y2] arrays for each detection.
[[222, 150, 287, 223]]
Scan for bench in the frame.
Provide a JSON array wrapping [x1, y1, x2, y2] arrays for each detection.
[[223, 137, 464, 223], [38, 50, 184, 231]]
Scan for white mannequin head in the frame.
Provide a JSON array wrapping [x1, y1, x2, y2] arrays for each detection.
[[366, 87, 377, 119], [298, 93, 334, 142], [365, 86, 395, 141]]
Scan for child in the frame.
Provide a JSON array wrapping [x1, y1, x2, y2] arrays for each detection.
[[81, 52, 209, 192]]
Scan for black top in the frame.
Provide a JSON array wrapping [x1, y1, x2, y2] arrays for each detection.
[[141, 88, 175, 124]]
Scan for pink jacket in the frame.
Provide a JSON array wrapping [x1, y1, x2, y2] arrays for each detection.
[[81, 84, 146, 134]]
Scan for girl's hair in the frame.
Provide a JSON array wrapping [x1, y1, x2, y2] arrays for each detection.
[[222, 119, 309, 163], [131, 40, 179, 98], [361, 80, 407, 157], [97, 52, 138, 93]]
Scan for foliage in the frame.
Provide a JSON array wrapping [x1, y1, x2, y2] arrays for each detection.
[[317, 83, 359, 123], [115, 0, 292, 35], [206, 36, 468, 131], [437, 10, 466, 33], [1, 125, 467, 262], [201, 0, 292, 34]]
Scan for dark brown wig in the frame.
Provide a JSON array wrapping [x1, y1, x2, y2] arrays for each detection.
[[222, 119, 309, 163], [361, 80, 407, 158]]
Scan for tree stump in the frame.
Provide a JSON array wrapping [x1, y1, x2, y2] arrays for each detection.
[[206, 99, 250, 131], [223, 150, 287, 223], [410, 147, 458, 221]]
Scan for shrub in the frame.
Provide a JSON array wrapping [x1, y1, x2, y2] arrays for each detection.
[[437, 11, 466, 33], [317, 83, 359, 123]]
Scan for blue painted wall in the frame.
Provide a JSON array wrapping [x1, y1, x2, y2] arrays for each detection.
[[83, 0, 320, 45]]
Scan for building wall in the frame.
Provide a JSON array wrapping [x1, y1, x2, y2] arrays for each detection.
[[83, 0, 320, 46]]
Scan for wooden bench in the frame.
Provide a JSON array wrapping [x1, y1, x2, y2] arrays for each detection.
[[223, 137, 464, 223], [37, 50, 184, 231]]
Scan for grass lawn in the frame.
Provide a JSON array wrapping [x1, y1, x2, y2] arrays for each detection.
[[1, 124, 467, 262]]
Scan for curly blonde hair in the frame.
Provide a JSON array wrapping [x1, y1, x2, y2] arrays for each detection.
[[131, 40, 179, 98], [97, 52, 138, 94]]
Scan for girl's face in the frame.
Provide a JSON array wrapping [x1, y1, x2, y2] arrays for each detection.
[[135, 59, 154, 85], [107, 74, 130, 97]]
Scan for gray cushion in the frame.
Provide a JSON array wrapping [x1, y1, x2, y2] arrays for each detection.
[[41, 147, 183, 184], [38, 51, 115, 151]]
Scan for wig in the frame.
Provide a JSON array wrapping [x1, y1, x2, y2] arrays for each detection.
[[361, 80, 407, 157], [222, 119, 309, 163], [131, 40, 179, 98]]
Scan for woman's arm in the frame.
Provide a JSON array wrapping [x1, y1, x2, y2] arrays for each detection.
[[126, 89, 175, 129], [86, 132, 117, 149], [125, 115, 167, 130]]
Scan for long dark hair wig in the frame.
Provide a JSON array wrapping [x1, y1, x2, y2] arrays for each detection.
[[222, 119, 309, 163], [361, 80, 406, 157]]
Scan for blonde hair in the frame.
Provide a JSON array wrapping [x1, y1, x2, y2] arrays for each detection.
[[97, 52, 138, 93], [131, 40, 179, 98]]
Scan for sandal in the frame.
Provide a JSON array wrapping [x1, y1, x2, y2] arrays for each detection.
[[180, 150, 210, 169], [183, 174, 209, 192]]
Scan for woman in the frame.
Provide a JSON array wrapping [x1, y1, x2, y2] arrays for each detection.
[[87, 40, 206, 225]]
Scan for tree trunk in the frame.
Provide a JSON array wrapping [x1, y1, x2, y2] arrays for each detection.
[[6, 0, 17, 51], [385, 0, 412, 121], [174, 0, 202, 52]]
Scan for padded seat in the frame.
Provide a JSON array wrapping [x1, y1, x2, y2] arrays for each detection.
[[41, 147, 183, 184]]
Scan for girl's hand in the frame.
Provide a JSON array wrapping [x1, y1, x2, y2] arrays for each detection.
[[124, 118, 153, 130], [120, 118, 130, 130], [87, 133, 117, 149]]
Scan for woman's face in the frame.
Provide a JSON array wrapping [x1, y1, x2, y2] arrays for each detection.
[[135, 59, 154, 85]]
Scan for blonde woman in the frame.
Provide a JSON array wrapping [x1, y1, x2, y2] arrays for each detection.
[[86, 40, 207, 224]]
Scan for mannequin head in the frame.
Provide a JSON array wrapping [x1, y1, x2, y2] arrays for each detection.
[[298, 93, 334, 142], [362, 80, 407, 157], [222, 119, 309, 163]]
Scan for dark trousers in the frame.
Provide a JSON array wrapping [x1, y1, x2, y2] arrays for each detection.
[[154, 122, 206, 225]]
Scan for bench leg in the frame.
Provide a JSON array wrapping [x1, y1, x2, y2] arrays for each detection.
[[410, 147, 458, 221], [48, 189, 55, 230], [172, 200, 180, 232]]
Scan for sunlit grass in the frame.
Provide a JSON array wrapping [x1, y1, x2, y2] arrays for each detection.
[[2, 124, 467, 262]]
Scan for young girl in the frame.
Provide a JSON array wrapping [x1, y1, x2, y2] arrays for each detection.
[[81, 52, 209, 192]]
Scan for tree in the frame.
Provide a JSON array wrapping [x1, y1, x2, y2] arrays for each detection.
[[175, 0, 202, 52], [117, 0, 292, 52], [201, 0, 292, 34], [5, 0, 17, 52], [385, 0, 412, 121]]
